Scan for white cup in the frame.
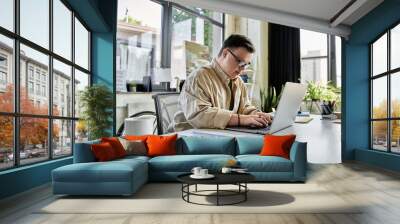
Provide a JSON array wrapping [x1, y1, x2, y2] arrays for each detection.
[[191, 167, 202, 176], [200, 169, 208, 176], [221, 167, 232, 174]]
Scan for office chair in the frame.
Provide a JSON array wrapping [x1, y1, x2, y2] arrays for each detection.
[[152, 93, 180, 134], [116, 111, 157, 137]]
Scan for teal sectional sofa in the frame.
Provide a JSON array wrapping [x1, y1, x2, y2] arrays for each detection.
[[52, 135, 307, 196]]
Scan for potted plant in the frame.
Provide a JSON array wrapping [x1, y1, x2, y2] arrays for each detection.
[[79, 84, 113, 140], [321, 82, 340, 114], [304, 81, 325, 113], [260, 86, 282, 113]]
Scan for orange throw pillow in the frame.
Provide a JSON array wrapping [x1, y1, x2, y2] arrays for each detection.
[[259, 134, 296, 159], [101, 137, 126, 158], [124, 135, 153, 141], [146, 134, 178, 157], [91, 142, 118, 162]]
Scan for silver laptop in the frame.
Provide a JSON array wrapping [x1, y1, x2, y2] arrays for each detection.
[[226, 82, 307, 134]]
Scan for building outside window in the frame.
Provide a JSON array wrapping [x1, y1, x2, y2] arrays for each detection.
[[300, 29, 342, 87], [28, 81, 34, 94], [28, 67, 34, 80], [300, 30, 328, 84]]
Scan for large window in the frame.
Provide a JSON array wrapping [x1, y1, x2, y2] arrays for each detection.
[[300, 29, 342, 87], [0, 0, 91, 170], [371, 23, 400, 153], [116, 0, 163, 92], [116, 0, 224, 92], [171, 6, 223, 84]]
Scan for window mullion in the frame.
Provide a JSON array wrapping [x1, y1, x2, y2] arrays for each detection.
[[388, 30, 391, 153], [14, 0, 21, 167], [49, 0, 54, 160], [71, 10, 76, 154]]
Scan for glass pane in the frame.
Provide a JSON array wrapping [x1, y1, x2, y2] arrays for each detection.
[[0, 0, 14, 31], [74, 69, 89, 118], [20, 117, 49, 165], [0, 35, 14, 112], [205, 20, 223, 58], [171, 7, 222, 83], [116, 0, 162, 90], [75, 120, 88, 143], [53, 59, 72, 117], [372, 34, 387, 76], [185, 7, 223, 23], [391, 120, 400, 153], [300, 58, 328, 84], [20, 0, 49, 49], [20, 44, 49, 115], [300, 29, 328, 57], [391, 24, 400, 70], [372, 77, 387, 119], [391, 72, 400, 118], [335, 36, 342, 87], [0, 116, 13, 170], [372, 121, 388, 151], [53, 119, 72, 158], [53, 0, 72, 60], [74, 18, 89, 70]]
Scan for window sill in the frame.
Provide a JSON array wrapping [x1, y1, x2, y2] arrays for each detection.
[[0, 156, 72, 175]]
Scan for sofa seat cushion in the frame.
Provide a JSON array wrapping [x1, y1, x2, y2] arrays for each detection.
[[116, 155, 150, 163], [53, 159, 147, 183], [149, 154, 235, 172], [236, 155, 293, 172]]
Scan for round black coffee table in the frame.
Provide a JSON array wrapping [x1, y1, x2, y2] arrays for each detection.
[[177, 173, 255, 206]]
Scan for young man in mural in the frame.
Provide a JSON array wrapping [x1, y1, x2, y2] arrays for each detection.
[[174, 34, 273, 131]]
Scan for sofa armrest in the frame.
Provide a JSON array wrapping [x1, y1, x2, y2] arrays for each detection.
[[289, 141, 307, 181], [73, 140, 100, 163]]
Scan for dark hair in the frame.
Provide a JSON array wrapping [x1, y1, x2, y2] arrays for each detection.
[[218, 34, 255, 56]]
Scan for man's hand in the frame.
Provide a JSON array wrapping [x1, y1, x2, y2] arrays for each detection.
[[240, 114, 270, 128], [254, 112, 273, 124], [227, 112, 273, 128]]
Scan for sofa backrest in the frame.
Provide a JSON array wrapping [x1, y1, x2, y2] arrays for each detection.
[[176, 136, 236, 155], [74, 140, 100, 163], [235, 136, 264, 155], [74, 135, 268, 162]]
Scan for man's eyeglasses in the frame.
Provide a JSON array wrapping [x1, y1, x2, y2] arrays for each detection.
[[227, 48, 251, 69]]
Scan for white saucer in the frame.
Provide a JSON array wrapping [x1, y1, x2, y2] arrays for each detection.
[[190, 174, 215, 179]]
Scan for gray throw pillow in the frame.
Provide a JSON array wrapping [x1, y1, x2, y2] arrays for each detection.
[[118, 137, 147, 156]]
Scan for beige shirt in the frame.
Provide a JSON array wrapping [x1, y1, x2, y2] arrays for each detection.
[[173, 59, 259, 131]]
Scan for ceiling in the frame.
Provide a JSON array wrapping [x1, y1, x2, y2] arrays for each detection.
[[168, 0, 384, 37]]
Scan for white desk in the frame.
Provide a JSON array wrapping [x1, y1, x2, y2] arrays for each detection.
[[178, 115, 341, 164]]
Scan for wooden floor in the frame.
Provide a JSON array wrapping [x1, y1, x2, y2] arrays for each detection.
[[1, 162, 400, 224]]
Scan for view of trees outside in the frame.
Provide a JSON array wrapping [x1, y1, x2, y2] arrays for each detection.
[[0, 85, 62, 168], [371, 99, 400, 153]]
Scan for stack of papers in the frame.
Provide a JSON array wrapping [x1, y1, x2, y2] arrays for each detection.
[[295, 116, 313, 123]]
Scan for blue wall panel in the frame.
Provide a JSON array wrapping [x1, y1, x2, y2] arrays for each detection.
[[0, 158, 72, 199]]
